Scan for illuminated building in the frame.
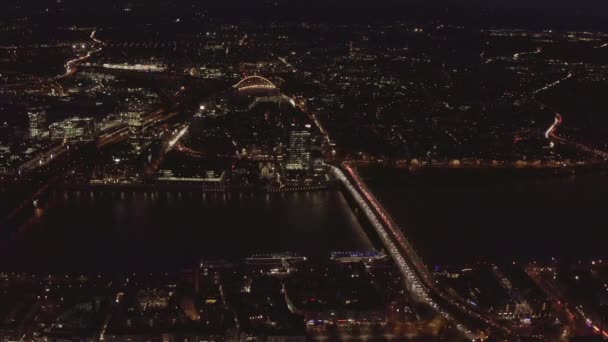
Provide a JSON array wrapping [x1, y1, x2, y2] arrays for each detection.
[[330, 251, 387, 263], [49, 117, 95, 142], [126, 111, 145, 153], [137, 289, 171, 310], [286, 125, 311, 170], [259, 161, 275, 179], [157, 169, 225, 183], [27, 108, 47, 140], [100, 63, 166, 72]]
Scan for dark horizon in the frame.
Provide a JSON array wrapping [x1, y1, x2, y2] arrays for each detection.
[[1, 0, 608, 340], [3, 0, 608, 30]]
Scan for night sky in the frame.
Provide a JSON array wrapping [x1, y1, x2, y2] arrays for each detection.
[[2, 0, 608, 30]]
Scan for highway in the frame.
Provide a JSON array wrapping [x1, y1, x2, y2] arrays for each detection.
[[532, 73, 573, 95], [544, 113, 563, 139], [13, 29, 109, 175], [544, 109, 608, 160], [513, 47, 542, 61], [521, 65, 608, 161], [532, 267, 608, 339], [280, 48, 514, 336], [525, 266, 592, 339], [56, 30, 105, 80], [145, 124, 191, 176], [330, 162, 516, 340], [17, 144, 70, 176]]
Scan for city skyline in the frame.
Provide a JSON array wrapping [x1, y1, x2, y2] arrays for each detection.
[[1, 1, 608, 341]]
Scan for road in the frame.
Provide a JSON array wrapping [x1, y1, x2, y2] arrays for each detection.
[[145, 124, 191, 176], [533, 73, 573, 96], [513, 47, 542, 61], [595, 42, 608, 49], [17, 144, 70, 176], [525, 266, 592, 339], [544, 109, 608, 160], [278, 49, 513, 338], [330, 163, 517, 340], [56, 29, 105, 80]]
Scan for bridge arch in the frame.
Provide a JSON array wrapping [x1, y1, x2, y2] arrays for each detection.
[[233, 75, 277, 91]]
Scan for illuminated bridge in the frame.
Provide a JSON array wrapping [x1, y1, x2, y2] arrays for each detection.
[[233, 75, 278, 93], [330, 163, 514, 339]]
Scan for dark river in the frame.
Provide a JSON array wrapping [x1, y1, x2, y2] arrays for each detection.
[[362, 167, 608, 265], [1, 190, 374, 272], [3, 167, 606, 272]]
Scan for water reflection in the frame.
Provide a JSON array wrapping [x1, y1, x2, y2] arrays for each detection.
[[5, 190, 374, 272]]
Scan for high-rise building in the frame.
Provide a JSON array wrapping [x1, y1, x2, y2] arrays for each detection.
[[27, 108, 47, 140], [49, 117, 95, 142], [286, 125, 311, 170], [126, 111, 145, 152]]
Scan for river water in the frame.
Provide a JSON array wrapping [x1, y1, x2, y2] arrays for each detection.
[[1, 190, 374, 272], [362, 167, 608, 265], [4, 167, 605, 272]]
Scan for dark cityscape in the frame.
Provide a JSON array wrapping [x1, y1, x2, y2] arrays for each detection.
[[1, 1, 608, 341]]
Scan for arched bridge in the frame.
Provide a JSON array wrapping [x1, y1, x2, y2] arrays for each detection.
[[233, 75, 278, 92]]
